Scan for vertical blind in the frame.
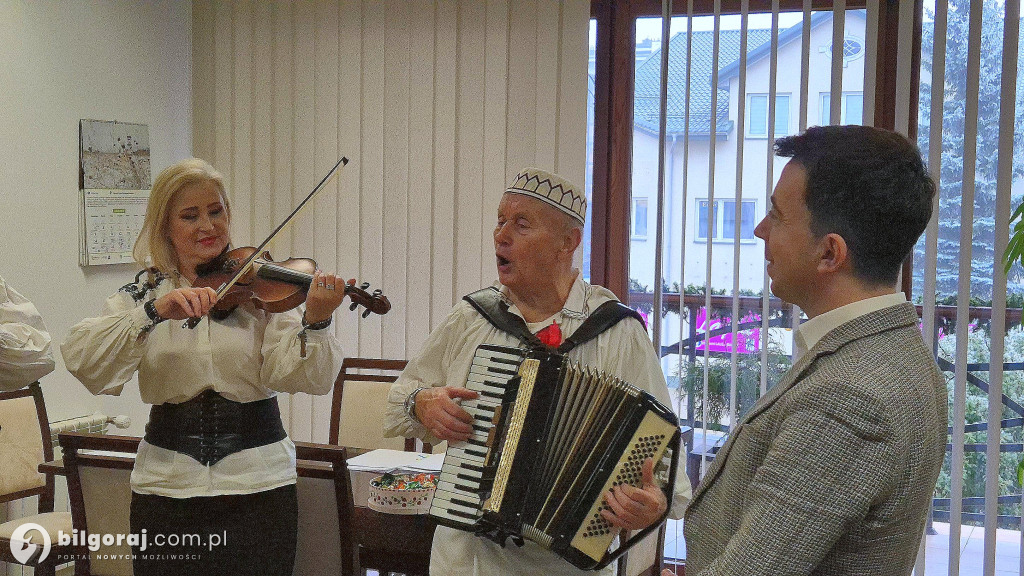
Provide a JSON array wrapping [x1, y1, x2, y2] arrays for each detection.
[[192, 0, 591, 443]]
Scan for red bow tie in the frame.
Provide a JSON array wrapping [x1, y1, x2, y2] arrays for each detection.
[[536, 322, 562, 347]]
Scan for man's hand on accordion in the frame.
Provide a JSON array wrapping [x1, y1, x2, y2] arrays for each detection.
[[600, 458, 668, 531], [414, 386, 480, 442]]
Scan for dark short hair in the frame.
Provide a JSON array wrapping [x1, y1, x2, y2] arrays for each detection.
[[775, 125, 935, 286]]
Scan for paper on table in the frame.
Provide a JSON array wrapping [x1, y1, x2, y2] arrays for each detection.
[[347, 449, 444, 474]]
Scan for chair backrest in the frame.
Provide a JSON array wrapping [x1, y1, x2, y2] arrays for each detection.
[[60, 432, 141, 576], [329, 358, 415, 451], [294, 441, 357, 576], [0, 383, 54, 507], [59, 435, 358, 576]]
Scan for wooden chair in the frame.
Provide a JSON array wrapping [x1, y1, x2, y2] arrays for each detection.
[[329, 358, 423, 451], [293, 442, 358, 576], [59, 432, 359, 576], [330, 358, 445, 575], [0, 383, 79, 576], [60, 432, 141, 576]]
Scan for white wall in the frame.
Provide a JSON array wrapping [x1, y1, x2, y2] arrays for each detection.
[[0, 1, 193, 433], [0, 0, 589, 447], [192, 0, 591, 443]]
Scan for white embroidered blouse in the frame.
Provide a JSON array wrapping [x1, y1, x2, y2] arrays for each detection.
[[61, 271, 343, 497]]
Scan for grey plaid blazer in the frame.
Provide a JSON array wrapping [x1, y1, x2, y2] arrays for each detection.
[[683, 302, 947, 576]]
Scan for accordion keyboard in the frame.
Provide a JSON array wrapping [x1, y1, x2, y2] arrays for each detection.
[[430, 346, 525, 527]]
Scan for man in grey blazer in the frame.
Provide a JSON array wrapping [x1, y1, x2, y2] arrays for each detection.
[[684, 125, 947, 576]]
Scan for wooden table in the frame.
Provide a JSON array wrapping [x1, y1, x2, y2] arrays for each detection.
[[354, 506, 435, 574], [342, 447, 436, 574]]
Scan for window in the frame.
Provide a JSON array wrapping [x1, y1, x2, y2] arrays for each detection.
[[747, 94, 790, 137], [723, 200, 756, 240], [843, 36, 863, 58], [821, 35, 865, 67], [697, 199, 756, 241], [820, 92, 864, 126], [697, 200, 717, 240], [632, 197, 649, 239]]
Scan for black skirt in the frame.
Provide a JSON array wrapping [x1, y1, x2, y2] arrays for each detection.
[[129, 484, 297, 576]]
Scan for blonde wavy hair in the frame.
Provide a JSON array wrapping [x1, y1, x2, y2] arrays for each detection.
[[133, 158, 231, 277]]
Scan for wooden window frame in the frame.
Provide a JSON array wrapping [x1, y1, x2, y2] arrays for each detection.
[[589, 0, 922, 300]]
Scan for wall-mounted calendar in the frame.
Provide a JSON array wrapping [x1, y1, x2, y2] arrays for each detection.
[[78, 119, 152, 266]]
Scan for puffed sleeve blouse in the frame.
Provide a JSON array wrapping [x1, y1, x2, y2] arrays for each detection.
[[62, 270, 344, 497]]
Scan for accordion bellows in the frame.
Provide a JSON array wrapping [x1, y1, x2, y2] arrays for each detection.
[[429, 345, 680, 570]]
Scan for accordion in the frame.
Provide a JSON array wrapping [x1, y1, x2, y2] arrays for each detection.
[[428, 344, 680, 570]]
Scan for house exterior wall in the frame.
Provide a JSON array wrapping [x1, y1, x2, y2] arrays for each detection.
[[629, 13, 867, 300]]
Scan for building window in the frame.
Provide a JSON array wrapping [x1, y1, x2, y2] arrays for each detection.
[[632, 197, 649, 239], [820, 35, 866, 68], [697, 199, 756, 241], [843, 37, 863, 59], [820, 92, 864, 126], [697, 200, 717, 240], [747, 94, 790, 138]]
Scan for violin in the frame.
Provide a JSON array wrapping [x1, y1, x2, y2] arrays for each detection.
[[192, 246, 391, 320], [182, 157, 390, 328]]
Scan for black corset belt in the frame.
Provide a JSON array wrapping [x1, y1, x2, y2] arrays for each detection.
[[145, 389, 287, 466]]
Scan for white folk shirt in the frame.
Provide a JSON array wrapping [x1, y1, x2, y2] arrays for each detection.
[[384, 274, 692, 576], [0, 275, 55, 391], [61, 271, 343, 498]]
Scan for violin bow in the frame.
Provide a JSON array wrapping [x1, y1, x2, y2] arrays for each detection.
[[184, 157, 349, 328]]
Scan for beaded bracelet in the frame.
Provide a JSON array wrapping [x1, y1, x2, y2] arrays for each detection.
[[301, 313, 332, 331], [144, 299, 166, 326]]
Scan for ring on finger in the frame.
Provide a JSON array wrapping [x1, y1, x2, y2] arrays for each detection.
[[326, 284, 335, 290], [317, 282, 326, 287]]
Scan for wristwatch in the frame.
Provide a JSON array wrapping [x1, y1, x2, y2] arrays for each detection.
[[405, 387, 428, 424]]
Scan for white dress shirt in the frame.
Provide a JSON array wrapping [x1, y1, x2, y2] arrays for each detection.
[[384, 274, 692, 576], [62, 271, 344, 497], [794, 292, 909, 356], [0, 275, 55, 391]]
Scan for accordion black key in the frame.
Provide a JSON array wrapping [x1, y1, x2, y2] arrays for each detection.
[[428, 344, 680, 570]]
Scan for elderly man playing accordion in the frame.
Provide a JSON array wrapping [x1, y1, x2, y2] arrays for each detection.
[[384, 168, 691, 576]]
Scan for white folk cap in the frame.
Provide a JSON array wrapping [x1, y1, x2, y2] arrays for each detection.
[[504, 167, 586, 224]]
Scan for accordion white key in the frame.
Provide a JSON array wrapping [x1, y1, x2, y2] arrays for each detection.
[[429, 344, 680, 570]]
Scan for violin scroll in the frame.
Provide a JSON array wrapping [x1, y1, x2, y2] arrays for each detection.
[[345, 281, 391, 318]]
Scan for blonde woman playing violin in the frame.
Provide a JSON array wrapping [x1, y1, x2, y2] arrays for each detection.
[[63, 158, 348, 576]]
